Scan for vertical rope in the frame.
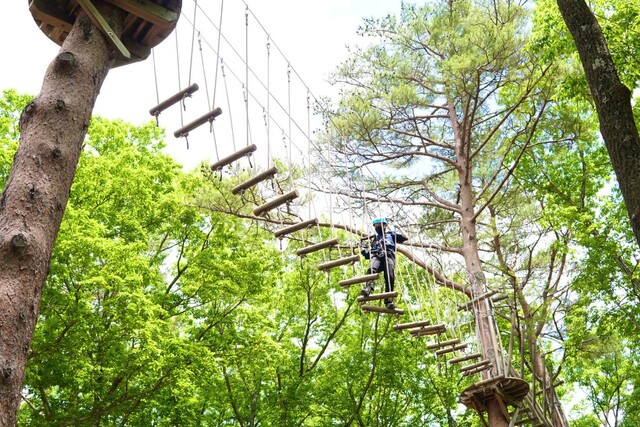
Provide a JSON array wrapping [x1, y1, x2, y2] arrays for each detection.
[[187, 0, 198, 86], [245, 6, 250, 149], [174, 28, 184, 128], [221, 60, 236, 153], [211, 0, 224, 109], [307, 90, 312, 219], [266, 35, 271, 168], [286, 62, 294, 189]]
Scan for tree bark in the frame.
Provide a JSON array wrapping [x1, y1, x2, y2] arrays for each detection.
[[0, 6, 122, 424], [557, 0, 640, 249]]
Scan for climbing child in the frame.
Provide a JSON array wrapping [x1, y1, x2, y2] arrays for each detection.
[[360, 218, 408, 309]]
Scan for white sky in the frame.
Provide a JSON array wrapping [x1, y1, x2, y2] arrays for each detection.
[[1, 0, 409, 170]]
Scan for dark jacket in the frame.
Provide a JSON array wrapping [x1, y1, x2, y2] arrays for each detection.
[[361, 230, 408, 259]]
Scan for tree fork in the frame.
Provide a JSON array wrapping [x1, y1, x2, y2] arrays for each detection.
[[0, 5, 124, 424]]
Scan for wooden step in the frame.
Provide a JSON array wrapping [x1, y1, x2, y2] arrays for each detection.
[[318, 255, 360, 271], [462, 363, 493, 376], [231, 166, 278, 195], [338, 273, 379, 288], [296, 238, 339, 257], [425, 338, 460, 350], [174, 107, 223, 138], [449, 353, 482, 364], [457, 290, 498, 311], [273, 219, 318, 238], [460, 359, 492, 373], [393, 320, 431, 332], [409, 324, 446, 337], [149, 83, 198, 117], [253, 190, 299, 217], [434, 343, 467, 356], [210, 144, 258, 171], [357, 291, 397, 303]]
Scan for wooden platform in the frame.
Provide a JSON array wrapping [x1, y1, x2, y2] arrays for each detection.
[[29, 0, 181, 66], [459, 376, 530, 413]]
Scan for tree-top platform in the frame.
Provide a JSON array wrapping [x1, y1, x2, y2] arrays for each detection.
[[29, 0, 181, 66], [460, 375, 529, 414]]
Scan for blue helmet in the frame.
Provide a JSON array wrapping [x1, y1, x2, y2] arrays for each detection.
[[372, 218, 388, 226]]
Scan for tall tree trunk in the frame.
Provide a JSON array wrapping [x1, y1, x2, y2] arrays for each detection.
[[0, 7, 122, 424], [453, 101, 509, 426], [557, 0, 640, 249]]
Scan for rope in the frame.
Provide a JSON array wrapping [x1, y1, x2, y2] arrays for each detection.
[[187, 0, 198, 86]]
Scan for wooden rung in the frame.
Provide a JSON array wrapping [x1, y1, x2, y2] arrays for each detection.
[[231, 166, 278, 195], [460, 359, 492, 372], [318, 254, 360, 271], [210, 144, 257, 171], [296, 238, 339, 257], [467, 374, 505, 390], [357, 291, 397, 303], [435, 343, 467, 356], [462, 363, 493, 376], [425, 338, 460, 350], [174, 107, 223, 138], [409, 324, 446, 337], [457, 290, 498, 311], [253, 190, 299, 217], [149, 83, 199, 116], [273, 218, 318, 238], [393, 320, 431, 331], [338, 273, 379, 287], [360, 305, 404, 315], [449, 353, 482, 364]]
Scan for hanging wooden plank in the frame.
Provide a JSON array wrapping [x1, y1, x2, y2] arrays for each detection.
[[174, 107, 223, 138], [409, 324, 446, 337], [273, 218, 318, 238], [393, 320, 431, 331], [457, 290, 498, 311], [317, 254, 360, 271], [338, 273, 379, 288], [449, 353, 483, 364], [253, 190, 299, 217], [460, 359, 492, 373], [357, 291, 397, 303], [210, 144, 257, 171], [425, 338, 460, 350], [360, 305, 404, 315], [296, 238, 339, 256], [232, 167, 278, 195], [434, 343, 467, 356], [149, 83, 199, 117]]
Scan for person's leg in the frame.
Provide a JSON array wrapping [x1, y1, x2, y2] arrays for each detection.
[[383, 255, 396, 308], [362, 256, 382, 296]]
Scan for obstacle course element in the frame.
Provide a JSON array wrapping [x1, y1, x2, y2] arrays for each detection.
[[318, 254, 360, 271], [232, 167, 278, 195], [459, 376, 530, 414], [29, 0, 182, 66], [449, 353, 482, 364], [461, 359, 493, 376], [425, 338, 460, 350], [273, 218, 318, 238], [457, 290, 506, 311], [356, 291, 397, 303], [296, 238, 339, 257], [175, 107, 223, 139], [338, 273, 378, 288], [253, 190, 299, 217], [393, 320, 431, 331], [210, 144, 257, 171], [149, 83, 199, 117], [409, 324, 446, 337]]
